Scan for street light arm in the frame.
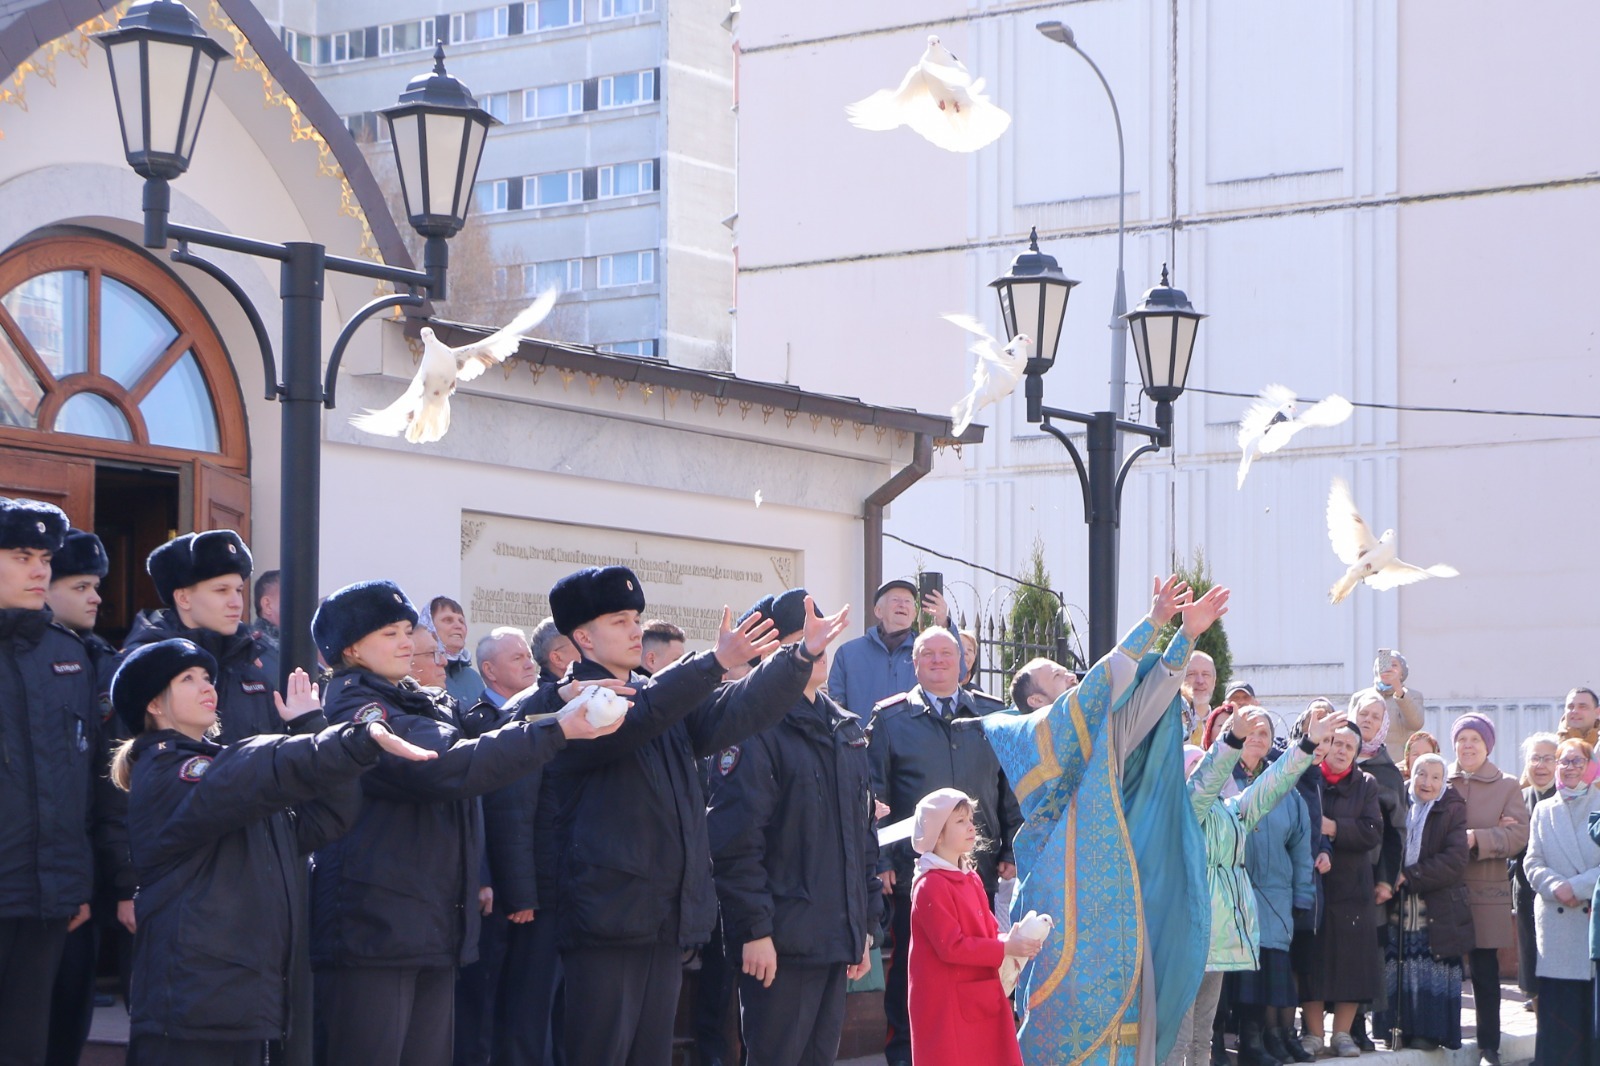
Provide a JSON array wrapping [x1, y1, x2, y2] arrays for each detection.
[[1040, 419, 1093, 520], [170, 241, 280, 401], [1112, 439, 1163, 511], [323, 292, 427, 409], [1056, 36, 1125, 278]]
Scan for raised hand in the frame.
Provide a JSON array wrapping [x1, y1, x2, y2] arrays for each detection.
[[1149, 575, 1193, 628], [921, 588, 950, 627], [273, 668, 321, 722], [1179, 585, 1231, 638], [1304, 699, 1341, 744], [368, 723, 441, 762], [802, 597, 851, 657], [1227, 706, 1271, 744], [714, 606, 779, 670]]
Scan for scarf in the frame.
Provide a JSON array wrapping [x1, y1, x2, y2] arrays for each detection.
[[1320, 761, 1353, 786], [1561, 782, 1592, 802], [879, 624, 914, 654], [914, 851, 964, 880], [1347, 688, 1390, 759], [1405, 795, 1436, 868]]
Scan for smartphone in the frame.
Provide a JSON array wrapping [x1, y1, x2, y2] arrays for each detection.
[[917, 571, 943, 601]]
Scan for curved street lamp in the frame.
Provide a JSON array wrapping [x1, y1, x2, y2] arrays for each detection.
[[96, 1, 495, 685]]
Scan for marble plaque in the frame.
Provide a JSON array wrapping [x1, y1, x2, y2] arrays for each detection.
[[460, 511, 801, 648]]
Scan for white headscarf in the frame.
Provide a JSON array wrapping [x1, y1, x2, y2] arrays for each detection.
[[1404, 752, 1448, 868]]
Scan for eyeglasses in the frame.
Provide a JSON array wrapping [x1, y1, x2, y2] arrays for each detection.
[[411, 649, 447, 665], [1529, 754, 1557, 765], [1558, 757, 1590, 769]]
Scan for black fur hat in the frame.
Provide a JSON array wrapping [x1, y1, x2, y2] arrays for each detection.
[[51, 528, 109, 580], [549, 566, 646, 636], [111, 638, 218, 736], [147, 530, 253, 606], [767, 587, 821, 640], [0, 497, 68, 553], [312, 580, 419, 665]]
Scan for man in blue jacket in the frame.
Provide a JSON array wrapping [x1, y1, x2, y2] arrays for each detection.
[[826, 579, 956, 717]]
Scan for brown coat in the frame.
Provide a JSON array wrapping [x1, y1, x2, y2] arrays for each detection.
[[1401, 787, 1474, 958], [1447, 758, 1530, 949]]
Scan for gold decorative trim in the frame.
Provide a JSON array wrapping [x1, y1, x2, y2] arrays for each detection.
[[0, 9, 123, 139]]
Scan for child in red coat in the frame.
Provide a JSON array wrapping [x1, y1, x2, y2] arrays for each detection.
[[908, 787, 1041, 1066]]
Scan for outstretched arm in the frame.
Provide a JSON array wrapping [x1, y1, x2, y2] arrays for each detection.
[[1110, 583, 1230, 762]]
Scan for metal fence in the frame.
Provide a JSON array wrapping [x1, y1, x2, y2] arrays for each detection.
[[947, 583, 1084, 705]]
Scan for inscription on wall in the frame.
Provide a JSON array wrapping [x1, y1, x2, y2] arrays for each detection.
[[460, 512, 801, 648]]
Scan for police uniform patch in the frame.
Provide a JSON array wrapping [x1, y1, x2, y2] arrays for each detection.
[[240, 680, 267, 694], [717, 746, 741, 776], [51, 661, 83, 675], [178, 756, 212, 782], [353, 703, 387, 724]]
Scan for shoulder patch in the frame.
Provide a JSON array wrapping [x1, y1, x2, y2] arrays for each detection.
[[872, 694, 909, 713], [717, 746, 741, 776], [352, 702, 388, 724], [240, 680, 268, 694], [51, 661, 84, 675], [178, 755, 212, 782]]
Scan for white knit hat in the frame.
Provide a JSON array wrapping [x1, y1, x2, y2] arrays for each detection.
[[912, 787, 972, 854]]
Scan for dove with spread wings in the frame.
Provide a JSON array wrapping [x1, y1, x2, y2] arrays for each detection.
[[1326, 477, 1458, 604], [350, 288, 559, 444], [943, 313, 1033, 436], [1236, 384, 1354, 488], [845, 35, 1011, 153]]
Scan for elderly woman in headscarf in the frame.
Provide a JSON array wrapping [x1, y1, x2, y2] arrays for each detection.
[[1371, 752, 1472, 1051], [1401, 731, 1441, 781], [1447, 712, 1528, 1066], [1524, 738, 1600, 1065], [1371, 650, 1425, 765], [1346, 688, 1406, 1051]]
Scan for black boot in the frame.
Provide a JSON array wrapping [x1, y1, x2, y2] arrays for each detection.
[[1349, 1011, 1375, 1052], [1210, 1027, 1229, 1066], [1238, 1020, 1283, 1066], [1272, 1026, 1314, 1063], [1262, 1026, 1294, 1063]]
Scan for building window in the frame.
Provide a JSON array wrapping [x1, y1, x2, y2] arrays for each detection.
[[599, 0, 655, 18], [524, 82, 583, 120], [379, 18, 436, 56], [524, 171, 583, 208], [450, 7, 510, 44], [597, 161, 654, 199], [522, 259, 583, 295], [599, 69, 655, 109], [477, 92, 512, 123], [602, 339, 658, 358], [596, 251, 655, 288], [476, 180, 509, 214], [526, 0, 583, 31], [281, 28, 314, 65]]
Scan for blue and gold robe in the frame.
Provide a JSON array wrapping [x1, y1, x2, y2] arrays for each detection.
[[982, 618, 1209, 1065]]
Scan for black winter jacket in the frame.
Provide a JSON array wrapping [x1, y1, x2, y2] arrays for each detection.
[[126, 721, 378, 1041], [79, 628, 136, 901], [511, 645, 813, 950], [866, 685, 1023, 894], [707, 692, 883, 964], [122, 611, 280, 744], [0, 608, 99, 919], [311, 670, 566, 970]]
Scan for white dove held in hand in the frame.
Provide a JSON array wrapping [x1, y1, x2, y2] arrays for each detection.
[[845, 35, 1012, 153], [943, 313, 1032, 435], [999, 910, 1055, 994], [568, 684, 628, 729], [1325, 477, 1458, 604], [350, 287, 559, 444], [1236, 384, 1354, 489]]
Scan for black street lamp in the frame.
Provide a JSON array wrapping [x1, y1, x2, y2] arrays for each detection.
[[992, 234, 1206, 661], [96, 2, 494, 686]]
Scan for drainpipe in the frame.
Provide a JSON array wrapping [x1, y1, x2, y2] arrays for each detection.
[[862, 432, 934, 611]]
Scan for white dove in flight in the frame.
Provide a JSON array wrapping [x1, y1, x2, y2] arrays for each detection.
[[845, 35, 1012, 153], [1325, 477, 1458, 604], [1236, 385, 1354, 489], [943, 313, 1033, 435], [351, 288, 559, 444]]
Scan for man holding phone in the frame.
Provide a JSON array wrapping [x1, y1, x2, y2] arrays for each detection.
[[826, 574, 960, 717]]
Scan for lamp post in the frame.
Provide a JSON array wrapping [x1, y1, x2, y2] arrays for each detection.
[[96, 0, 496, 685], [991, 230, 1205, 662]]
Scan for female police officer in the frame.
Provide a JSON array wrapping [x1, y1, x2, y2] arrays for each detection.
[[110, 637, 439, 1065], [307, 580, 624, 1065]]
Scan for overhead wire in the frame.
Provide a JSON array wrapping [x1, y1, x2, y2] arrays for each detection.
[[1184, 386, 1600, 422]]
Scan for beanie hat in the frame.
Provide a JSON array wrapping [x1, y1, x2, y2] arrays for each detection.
[[312, 580, 419, 665], [911, 787, 972, 855], [549, 566, 645, 636], [51, 528, 109, 580], [1183, 744, 1206, 776], [111, 638, 218, 736], [766, 587, 820, 641], [737, 594, 775, 629], [1451, 712, 1497, 755], [0, 497, 68, 552], [147, 530, 252, 606]]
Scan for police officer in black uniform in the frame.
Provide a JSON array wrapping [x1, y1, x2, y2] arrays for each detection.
[[507, 565, 850, 1066], [708, 588, 883, 1066], [123, 530, 279, 742], [0, 498, 100, 1065]]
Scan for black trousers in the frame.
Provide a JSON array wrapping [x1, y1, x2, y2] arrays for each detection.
[[563, 943, 683, 1066], [1534, 975, 1597, 1066], [693, 916, 737, 1065], [129, 1035, 268, 1066], [493, 914, 565, 1066], [884, 887, 912, 1062], [0, 916, 69, 1066], [317, 966, 456, 1066], [1468, 947, 1501, 1053], [739, 961, 847, 1066], [45, 918, 97, 1066], [455, 911, 509, 1066]]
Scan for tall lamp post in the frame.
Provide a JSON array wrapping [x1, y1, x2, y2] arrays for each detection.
[[991, 229, 1205, 662], [95, 0, 497, 685]]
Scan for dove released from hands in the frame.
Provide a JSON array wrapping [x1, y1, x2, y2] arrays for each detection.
[[1236, 384, 1354, 488], [350, 287, 559, 444], [944, 313, 1033, 435], [845, 35, 1012, 153], [1325, 477, 1458, 604]]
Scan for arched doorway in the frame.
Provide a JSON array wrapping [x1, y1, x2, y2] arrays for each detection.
[[0, 232, 251, 641]]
